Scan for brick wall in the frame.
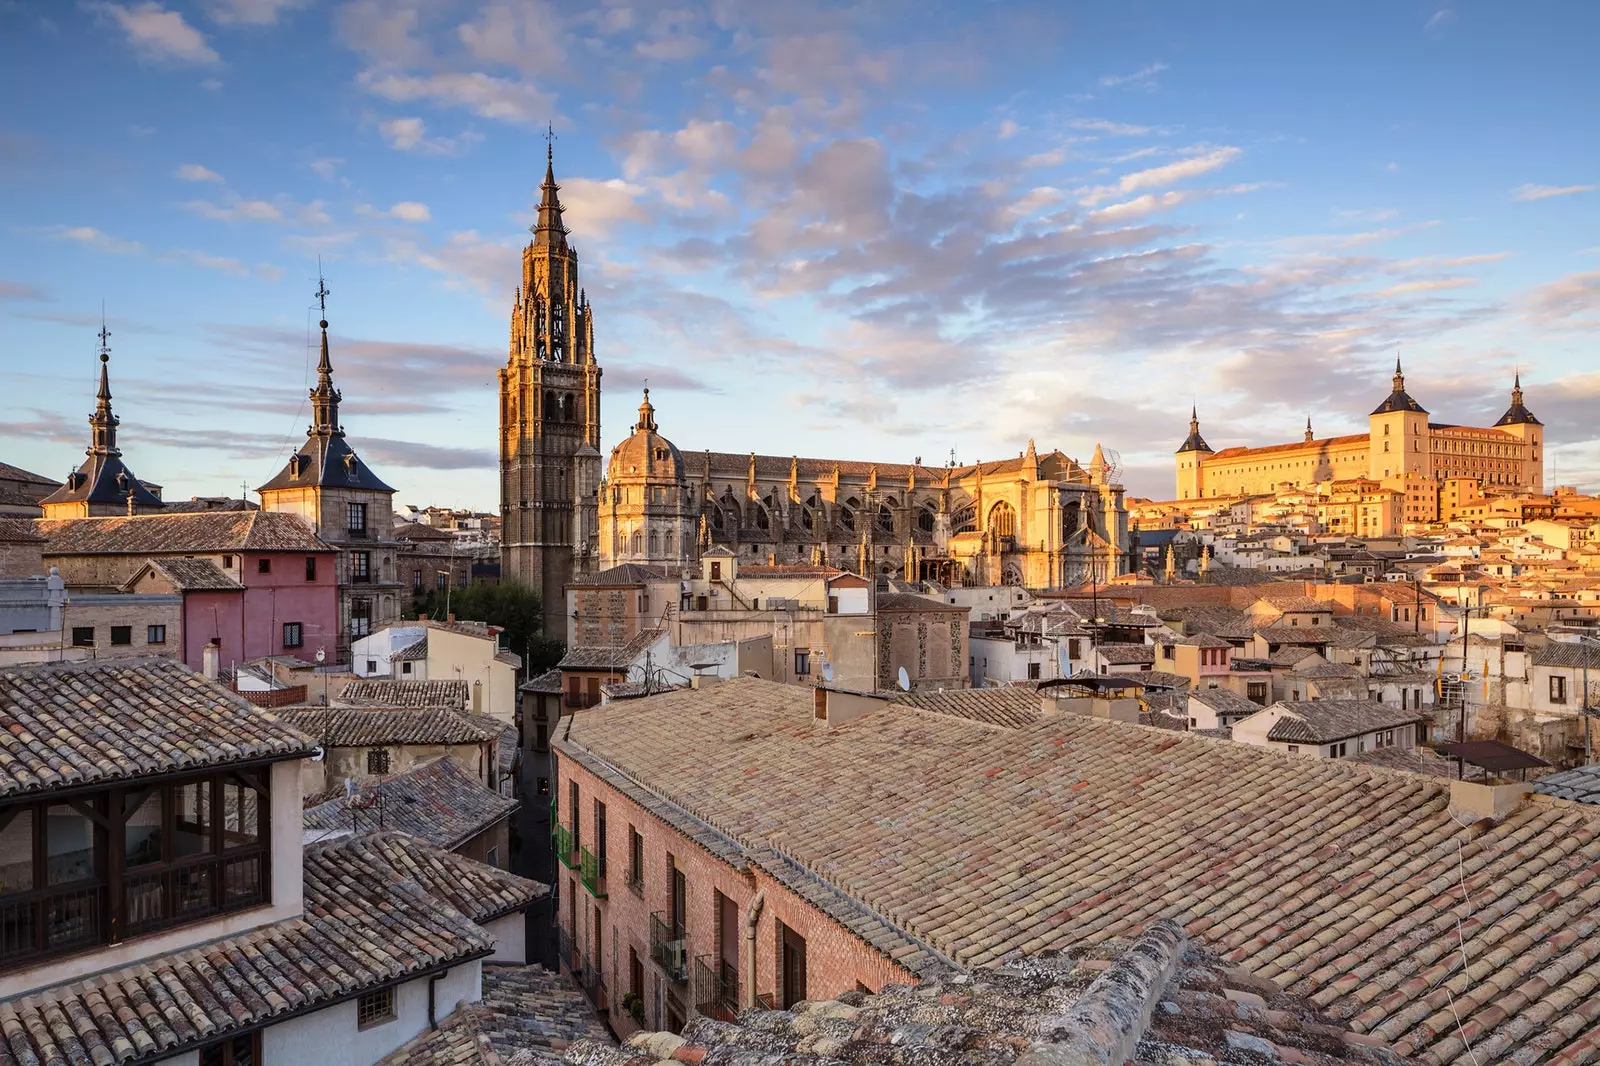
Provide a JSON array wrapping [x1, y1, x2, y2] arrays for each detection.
[[553, 750, 915, 1035], [234, 684, 309, 707]]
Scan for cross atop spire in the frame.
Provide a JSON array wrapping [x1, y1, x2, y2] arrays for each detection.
[[90, 314, 119, 456], [532, 131, 569, 250], [309, 272, 342, 437]]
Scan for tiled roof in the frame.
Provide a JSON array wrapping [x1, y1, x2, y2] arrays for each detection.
[[338, 678, 470, 708], [1532, 763, 1600, 805], [393, 520, 455, 542], [35, 510, 332, 554], [565, 562, 671, 587], [1530, 642, 1600, 669], [379, 965, 610, 1065], [1174, 631, 1234, 649], [394, 636, 429, 661], [125, 556, 244, 592], [558, 628, 661, 671], [896, 686, 1043, 729], [560, 676, 1600, 1066], [257, 425, 395, 494], [521, 668, 564, 694], [1189, 686, 1262, 717], [875, 592, 969, 613], [1260, 700, 1432, 744], [303, 757, 517, 850], [275, 706, 504, 748], [0, 658, 313, 798], [565, 920, 1409, 1066], [1156, 605, 1256, 641], [0, 517, 45, 543], [0, 832, 505, 1066], [1207, 433, 1368, 461], [0, 461, 59, 487], [350, 830, 546, 924], [1347, 746, 1487, 781], [1094, 642, 1156, 665]]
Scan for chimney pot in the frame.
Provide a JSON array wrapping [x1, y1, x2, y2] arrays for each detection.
[[202, 640, 219, 681], [814, 686, 827, 720]]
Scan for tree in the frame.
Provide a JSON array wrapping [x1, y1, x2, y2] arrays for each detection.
[[406, 581, 565, 673]]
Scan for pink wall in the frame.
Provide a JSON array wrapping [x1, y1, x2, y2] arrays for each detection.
[[180, 551, 338, 670]]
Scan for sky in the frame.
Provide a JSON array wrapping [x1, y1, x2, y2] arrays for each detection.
[[0, 1, 1596, 508]]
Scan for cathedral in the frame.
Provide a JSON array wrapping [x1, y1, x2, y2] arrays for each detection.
[[498, 148, 1130, 607], [498, 146, 603, 636]]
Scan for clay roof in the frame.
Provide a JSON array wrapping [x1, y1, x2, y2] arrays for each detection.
[[875, 592, 969, 613], [558, 628, 662, 670], [393, 520, 456, 542], [275, 706, 504, 748], [0, 517, 45, 544], [1188, 686, 1262, 717], [1260, 700, 1431, 744], [560, 675, 1600, 1066], [394, 636, 429, 661], [36, 510, 332, 554], [896, 686, 1044, 729], [1532, 764, 1600, 805], [1, 831, 511, 1066], [124, 556, 244, 592], [1093, 642, 1156, 665], [351, 829, 546, 924], [1207, 433, 1368, 462], [566, 920, 1409, 1066], [0, 658, 313, 798], [0, 461, 60, 487], [378, 964, 609, 1065], [338, 678, 470, 708], [257, 429, 394, 494], [1530, 642, 1600, 669], [521, 667, 564, 694], [566, 562, 671, 587], [303, 757, 518, 850]]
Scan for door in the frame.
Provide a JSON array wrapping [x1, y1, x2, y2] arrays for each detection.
[[780, 923, 807, 1009]]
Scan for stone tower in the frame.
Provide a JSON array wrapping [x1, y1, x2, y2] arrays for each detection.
[[499, 145, 602, 639], [1368, 358, 1431, 482], [1173, 407, 1212, 501], [1494, 372, 1544, 492]]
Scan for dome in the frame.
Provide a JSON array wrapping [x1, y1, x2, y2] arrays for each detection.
[[606, 389, 686, 482]]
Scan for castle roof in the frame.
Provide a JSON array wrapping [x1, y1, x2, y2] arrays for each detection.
[[1370, 358, 1428, 416], [1495, 373, 1542, 427]]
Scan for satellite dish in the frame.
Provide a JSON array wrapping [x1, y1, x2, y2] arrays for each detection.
[[315, 648, 326, 664], [822, 663, 835, 682], [897, 666, 911, 691]]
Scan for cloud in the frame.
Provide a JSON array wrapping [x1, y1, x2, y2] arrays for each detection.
[[1333, 207, 1398, 223], [166, 248, 250, 276], [1079, 147, 1241, 206], [174, 162, 223, 182], [1376, 277, 1477, 297], [0, 281, 48, 302], [1523, 270, 1600, 326], [559, 178, 649, 237], [358, 438, 497, 470], [48, 226, 143, 254], [97, 2, 220, 66], [600, 363, 718, 394], [1511, 183, 1595, 202], [1089, 191, 1192, 223], [1425, 7, 1456, 32], [388, 201, 430, 223], [359, 71, 551, 125], [1071, 118, 1162, 137], [309, 157, 342, 179], [184, 192, 329, 226], [203, 0, 305, 25], [1098, 62, 1167, 89], [997, 119, 1021, 140]]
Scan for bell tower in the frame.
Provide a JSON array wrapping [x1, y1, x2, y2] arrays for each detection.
[[499, 136, 602, 639]]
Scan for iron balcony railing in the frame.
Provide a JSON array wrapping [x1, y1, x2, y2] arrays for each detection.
[[693, 955, 739, 1020], [580, 954, 608, 1012], [579, 845, 606, 898], [556, 926, 579, 972], [649, 911, 688, 984], [552, 823, 578, 869]]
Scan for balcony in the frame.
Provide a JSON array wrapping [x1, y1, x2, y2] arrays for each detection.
[[0, 883, 104, 969], [580, 954, 608, 1012], [552, 823, 578, 869], [694, 955, 739, 1021], [649, 911, 687, 984], [579, 845, 607, 898], [346, 527, 369, 540], [556, 926, 579, 972], [565, 693, 596, 709]]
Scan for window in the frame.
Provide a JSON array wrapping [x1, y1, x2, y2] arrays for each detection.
[[306, 556, 317, 581], [257, 558, 271, 574], [351, 551, 371, 583], [222, 555, 234, 568], [779, 921, 807, 1010], [1027, 662, 1041, 680], [827, 595, 839, 614], [147, 625, 166, 644], [630, 947, 644, 1000], [200, 1032, 260, 1066], [366, 659, 378, 674], [1552, 675, 1569, 704], [1287, 745, 1300, 754], [669, 856, 687, 938], [1328, 741, 1348, 758], [350, 600, 371, 639], [401, 661, 413, 675], [347, 502, 368, 538], [595, 800, 608, 878], [412, 568, 423, 590], [365, 748, 391, 775], [106, 626, 131, 647], [794, 649, 810, 676], [356, 987, 395, 1029], [282, 622, 303, 649], [628, 827, 644, 894]]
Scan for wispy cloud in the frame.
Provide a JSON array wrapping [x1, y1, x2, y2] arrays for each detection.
[[1511, 183, 1595, 202], [1099, 62, 1167, 89], [174, 162, 223, 182], [203, 0, 305, 25], [1377, 277, 1477, 297], [0, 280, 48, 302], [387, 201, 430, 223], [47, 225, 143, 254], [1425, 7, 1457, 33], [359, 71, 550, 125], [377, 116, 470, 156], [1070, 118, 1164, 137], [165, 248, 249, 276], [1523, 270, 1600, 326], [1079, 146, 1240, 206], [184, 192, 329, 226], [96, 2, 220, 66]]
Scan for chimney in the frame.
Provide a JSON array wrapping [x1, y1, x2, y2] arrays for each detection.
[[472, 679, 483, 714], [202, 640, 219, 681], [448, 613, 457, 623], [813, 685, 827, 720], [691, 673, 721, 691], [419, 613, 429, 621], [1448, 778, 1530, 822]]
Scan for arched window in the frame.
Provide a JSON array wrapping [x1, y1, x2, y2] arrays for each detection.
[[630, 530, 642, 555], [988, 501, 1016, 540], [951, 505, 977, 535], [648, 530, 660, 556], [918, 507, 935, 534], [877, 504, 894, 533], [802, 507, 814, 530], [664, 531, 675, 555], [712, 507, 725, 530], [755, 505, 770, 530]]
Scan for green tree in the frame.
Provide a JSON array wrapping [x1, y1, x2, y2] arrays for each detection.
[[406, 581, 565, 673]]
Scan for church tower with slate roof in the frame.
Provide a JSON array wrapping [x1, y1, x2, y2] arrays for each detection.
[[498, 142, 603, 638]]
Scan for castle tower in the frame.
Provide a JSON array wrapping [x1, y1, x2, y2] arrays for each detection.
[[40, 323, 166, 518], [499, 143, 603, 637], [1494, 372, 1544, 492], [1368, 357, 1431, 482], [1174, 407, 1212, 500]]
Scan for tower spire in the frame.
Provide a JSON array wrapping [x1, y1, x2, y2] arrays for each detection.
[[309, 269, 343, 437], [1305, 415, 1314, 443], [90, 311, 119, 456], [533, 125, 568, 250], [1393, 354, 1404, 392]]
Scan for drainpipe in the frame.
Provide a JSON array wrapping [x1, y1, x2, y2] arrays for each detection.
[[742, 890, 765, 1010], [428, 971, 444, 1029]]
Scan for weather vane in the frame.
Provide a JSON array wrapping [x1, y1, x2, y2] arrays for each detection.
[[545, 122, 556, 161], [97, 307, 111, 357], [314, 257, 330, 320]]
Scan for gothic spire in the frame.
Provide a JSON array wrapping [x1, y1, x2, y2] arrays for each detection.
[[89, 318, 120, 457], [309, 273, 343, 437], [1392, 355, 1405, 393], [533, 127, 569, 250]]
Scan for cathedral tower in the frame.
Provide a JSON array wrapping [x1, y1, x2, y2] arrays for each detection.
[[499, 144, 602, 638]]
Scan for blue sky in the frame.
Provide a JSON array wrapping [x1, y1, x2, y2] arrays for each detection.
[[1, 0, 1596, 507]]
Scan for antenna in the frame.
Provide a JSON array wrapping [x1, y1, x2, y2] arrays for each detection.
[[897, 666, 910, 691]]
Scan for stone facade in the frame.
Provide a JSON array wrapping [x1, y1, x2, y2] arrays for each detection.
[[1176, 366, 1544, 515], [499, 149, 603, 638], [598, 394, 1131, 589]]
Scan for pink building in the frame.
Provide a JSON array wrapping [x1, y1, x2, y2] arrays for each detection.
[[39, 511, 340, 670]]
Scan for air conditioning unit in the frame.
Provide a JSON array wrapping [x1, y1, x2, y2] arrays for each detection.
[[664, 940, 688, 981]]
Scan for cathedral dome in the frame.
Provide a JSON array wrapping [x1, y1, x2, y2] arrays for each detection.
[[607, 389, 686, 482]]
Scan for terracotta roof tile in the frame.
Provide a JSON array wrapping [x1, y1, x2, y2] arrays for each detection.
[[303, 757, 517, 850], [36, 511, 333, 554], [379, 965, 611, 1065], [338, 679, 470, 708], [897, 687, 1044, 729], [275, 706, 504, 748], [0, 658, 314, 798], [1261, 701, 1432, 744]]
